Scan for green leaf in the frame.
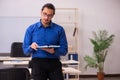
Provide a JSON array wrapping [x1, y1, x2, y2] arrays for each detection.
[[84, 30, 115, 72], [84, 56, 97, 69]]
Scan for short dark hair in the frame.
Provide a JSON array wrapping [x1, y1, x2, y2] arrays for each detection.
[[42, 3, 55, 15]]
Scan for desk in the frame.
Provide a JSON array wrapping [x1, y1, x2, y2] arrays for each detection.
[[63, 67, 81, 80], [3, 61, 81, 80], [0, 56, 31, 61], [3, 61, 29, 66], [0, 56, 78, 63], [0, 56, 31, 67], [62, 67, 81, 74], [61, 60, 79, 64], [1, 57, 81, 80], [3, 61, 80, 73]]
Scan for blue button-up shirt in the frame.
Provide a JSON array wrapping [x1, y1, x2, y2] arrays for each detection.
[[23, 21, 68, 59]]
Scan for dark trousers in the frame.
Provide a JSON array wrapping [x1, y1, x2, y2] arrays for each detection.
[[30, 58, 64, 80]]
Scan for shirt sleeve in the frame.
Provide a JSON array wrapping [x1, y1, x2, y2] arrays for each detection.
[[22, 26, 34, 55], [54, 27, 68, 56]]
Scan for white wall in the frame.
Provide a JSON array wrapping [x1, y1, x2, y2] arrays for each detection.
[[0, 0, 120, 74]]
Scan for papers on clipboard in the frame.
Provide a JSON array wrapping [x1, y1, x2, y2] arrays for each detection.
[[37, 45, 60, 48]]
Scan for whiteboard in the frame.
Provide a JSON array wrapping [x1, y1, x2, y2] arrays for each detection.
[[0, 17, 39, 53], [0, 17, 76, 53], [0, 8, 77, 53]]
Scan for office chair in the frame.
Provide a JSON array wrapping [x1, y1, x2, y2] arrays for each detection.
[[10, 42, 30, 57], [0, 68, 30, 80]]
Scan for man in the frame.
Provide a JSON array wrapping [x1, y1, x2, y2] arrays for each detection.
[[23, 3, 68, 80]]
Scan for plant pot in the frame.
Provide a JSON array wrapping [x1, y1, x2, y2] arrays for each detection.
[[97, 72, 104, 80]]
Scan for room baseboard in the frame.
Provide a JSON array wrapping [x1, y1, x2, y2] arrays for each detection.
[[69, 74, 120, 78]]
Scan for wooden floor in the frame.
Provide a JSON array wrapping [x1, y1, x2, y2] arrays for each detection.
[[80, 77, 120, 80], [30, 77, 120, 80]]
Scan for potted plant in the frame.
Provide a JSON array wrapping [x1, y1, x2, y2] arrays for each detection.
[[84, 30, 115, 80]]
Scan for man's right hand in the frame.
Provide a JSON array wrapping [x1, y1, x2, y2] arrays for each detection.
[[30, 42, 38, 50]]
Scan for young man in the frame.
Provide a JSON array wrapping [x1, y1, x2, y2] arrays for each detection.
[[23, 3, 68, 80]]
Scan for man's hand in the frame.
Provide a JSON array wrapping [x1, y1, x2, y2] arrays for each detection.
[[30, 43, 55, 54], [30, 42, 38, 50], [41, 48, 55, 54]]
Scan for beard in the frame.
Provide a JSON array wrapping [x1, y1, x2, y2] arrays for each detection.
[[41, 18, 51, 27]]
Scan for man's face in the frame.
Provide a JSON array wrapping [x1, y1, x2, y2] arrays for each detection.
[[41, 7, 54, 25]]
